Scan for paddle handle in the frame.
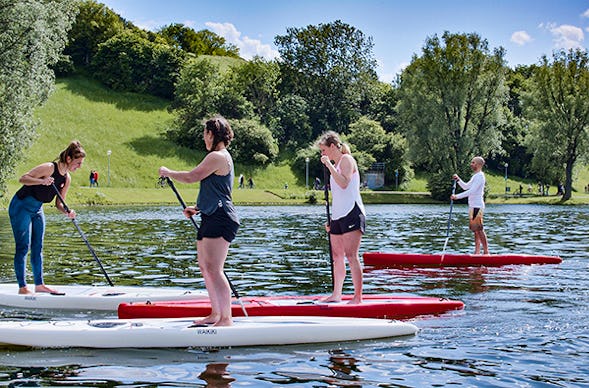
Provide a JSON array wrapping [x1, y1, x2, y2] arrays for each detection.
[[441, 179, 458, 264], [323, 166, 335, 288]]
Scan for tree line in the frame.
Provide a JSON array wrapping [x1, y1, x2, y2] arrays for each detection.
[[1, 0, 588, 201]]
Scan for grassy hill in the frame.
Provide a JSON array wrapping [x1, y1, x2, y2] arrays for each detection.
[[5, 75, 304, 205], [4, 74, 589, 206]]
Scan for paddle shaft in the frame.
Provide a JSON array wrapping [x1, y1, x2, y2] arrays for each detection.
[[51, 183, 114, 286], [323, 166, 335, 288], [441, 179, 457, 264], [163, 177, 248, 316]]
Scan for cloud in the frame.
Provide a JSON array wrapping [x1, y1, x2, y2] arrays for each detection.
[[511, 31, 532, 46], [205, 22, 279, 60], [582, 9, 589, 18], [549, 24, 584, 49]]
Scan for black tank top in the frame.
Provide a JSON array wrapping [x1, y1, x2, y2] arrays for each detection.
[[15, 162, 67, 203]]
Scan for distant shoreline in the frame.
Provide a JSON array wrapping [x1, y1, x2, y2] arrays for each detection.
[[2, 186, 588, 210]]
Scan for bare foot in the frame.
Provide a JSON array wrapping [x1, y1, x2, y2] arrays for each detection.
[[34, 284, 58, 293], [193, 315, 219, 326], [213, 318, 233, 327], [347, 297, 362, 305], [320, 295, 341, 303], [18, 287, 32, 295]]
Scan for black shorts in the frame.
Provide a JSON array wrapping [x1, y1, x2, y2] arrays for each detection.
[[330, 203, 365, 235], [197, 208, 239, 243]]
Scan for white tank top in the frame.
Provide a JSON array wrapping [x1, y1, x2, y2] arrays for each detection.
[[330, 157, 366, 220]]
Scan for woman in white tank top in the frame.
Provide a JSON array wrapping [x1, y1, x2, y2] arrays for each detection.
[[318, 131, 365, 304]]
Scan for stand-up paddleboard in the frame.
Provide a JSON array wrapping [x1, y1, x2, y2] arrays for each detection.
[[0, 316, 418, 348], [0, 284, 207, 311], [118, 294, 464, 319], [363, 252, 562, 268]]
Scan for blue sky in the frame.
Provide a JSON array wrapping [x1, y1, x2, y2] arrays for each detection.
[[99, 0, 589, 83]]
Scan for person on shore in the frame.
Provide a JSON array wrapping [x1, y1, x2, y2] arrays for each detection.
[[159, 116, 239, 327], [451, 156, 489, 255], [9, 141, 86, 295], [318, 130, 365, 304]]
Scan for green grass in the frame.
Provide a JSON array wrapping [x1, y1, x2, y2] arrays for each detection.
[[3, 74, 588, 207]]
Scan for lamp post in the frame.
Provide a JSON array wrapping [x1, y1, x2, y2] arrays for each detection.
[[395, 168, 399, 191], [107, 150, 112, 186], [504, 162, 508, 194], [305, 157, 310, 189]]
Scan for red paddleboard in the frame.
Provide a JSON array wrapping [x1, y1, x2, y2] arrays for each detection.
[[363, 252, 562, 268], [118, 294, 464, 320]]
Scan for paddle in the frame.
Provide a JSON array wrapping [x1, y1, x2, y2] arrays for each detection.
[[51, 183, 114, 286], [440, 179, 457, 265], [159, 177, 248, 317], [323, 166, 335, 288]]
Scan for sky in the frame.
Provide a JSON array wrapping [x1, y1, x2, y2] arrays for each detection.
[[99, 0, 589, 83]]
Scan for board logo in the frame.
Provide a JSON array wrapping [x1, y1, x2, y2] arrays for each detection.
[[197, 328, 217, 335]]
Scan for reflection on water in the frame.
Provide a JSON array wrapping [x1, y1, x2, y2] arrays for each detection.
[[0, 204, 588, 386]]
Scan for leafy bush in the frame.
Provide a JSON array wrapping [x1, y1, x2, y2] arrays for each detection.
[[229, 119, 278, 165], [91, 31, 184, 98]]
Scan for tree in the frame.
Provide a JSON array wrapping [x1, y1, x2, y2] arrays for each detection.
[[397, 32, 507, 200], [523, 49, 589, 200], [230, 57, 280, 126], [346, 117, 411, 186], [0, 0, 78, 195], [275, 20, 378, 138], [168, 57, 255, 149], [273, 94, 312, 148], [158, 23, 240, 58], [167, 58, 223, 148], [64, 0, 125, 66], [91, 30, 185, 98]]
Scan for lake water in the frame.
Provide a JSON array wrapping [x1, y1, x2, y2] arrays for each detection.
[[0, 204, 587, 387]]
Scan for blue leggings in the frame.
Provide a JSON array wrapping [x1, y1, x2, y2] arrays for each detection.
[[8, 195, 46, 288]]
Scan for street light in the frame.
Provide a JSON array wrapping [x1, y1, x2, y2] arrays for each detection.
[[504, 162, 509, 194], [107, 150, 112, 186], [395, 169, 399, 191], [305, 157, 310, 189]]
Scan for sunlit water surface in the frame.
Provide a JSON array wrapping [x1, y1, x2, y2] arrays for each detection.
[[0, 204, 587, 387]]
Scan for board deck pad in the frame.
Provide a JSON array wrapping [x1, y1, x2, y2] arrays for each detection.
[[118, 294, 464, 319]]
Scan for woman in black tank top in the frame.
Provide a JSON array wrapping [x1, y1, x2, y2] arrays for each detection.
[[8, 141, 86, 295], [159, 116, 238, 327]]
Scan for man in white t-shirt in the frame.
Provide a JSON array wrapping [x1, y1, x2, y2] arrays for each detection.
[[451, 156, 489, 255]]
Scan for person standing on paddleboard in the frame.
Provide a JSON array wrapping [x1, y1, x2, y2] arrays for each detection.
[[451, 156, 490, 255], [159, 116, 239, 327], [318, 131, 365, 304], [9, 141, 86, 295]]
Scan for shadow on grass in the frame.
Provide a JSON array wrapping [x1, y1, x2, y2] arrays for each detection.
[[126, 135, 204, 165], [58, 75, 169, 113]]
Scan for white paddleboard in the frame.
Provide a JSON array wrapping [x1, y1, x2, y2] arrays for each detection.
[[0, 284, 207, 311], [0, 316, 418, 348]]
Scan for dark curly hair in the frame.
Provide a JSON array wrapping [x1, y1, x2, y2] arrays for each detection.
[[205, 116, 234, 150]]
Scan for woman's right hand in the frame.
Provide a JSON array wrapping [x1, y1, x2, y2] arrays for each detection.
[[159, 166, 170, 177], [183, 206, 199, 218], [41, 176, 54, 186]]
